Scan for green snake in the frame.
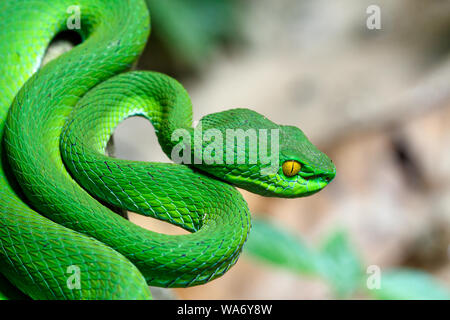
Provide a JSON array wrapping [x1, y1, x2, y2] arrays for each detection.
[[0, 0, 335, 300]]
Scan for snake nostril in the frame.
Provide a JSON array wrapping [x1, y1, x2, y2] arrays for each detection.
[[324, 172, 336, 182]]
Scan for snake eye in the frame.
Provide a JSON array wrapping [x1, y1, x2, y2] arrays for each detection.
[[282, 160, 301, 177]]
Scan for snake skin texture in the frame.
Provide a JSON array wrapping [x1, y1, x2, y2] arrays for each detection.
[[0, 0, 335, 299]]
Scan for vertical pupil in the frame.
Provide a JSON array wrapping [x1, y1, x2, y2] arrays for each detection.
[[283, 161, 300, 177]]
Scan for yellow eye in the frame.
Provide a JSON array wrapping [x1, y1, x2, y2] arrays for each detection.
[[282, 160, 301, 177]]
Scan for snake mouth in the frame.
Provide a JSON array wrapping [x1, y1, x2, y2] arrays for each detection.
[[284, 169, 335, 197], [237, 171, 334, 198], [224, 166, 336, 198], [299, 167, 336, 183], [303, 173, 335, 184]]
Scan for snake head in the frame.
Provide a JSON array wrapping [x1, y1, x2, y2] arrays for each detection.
[[192, 108, 336, 198]]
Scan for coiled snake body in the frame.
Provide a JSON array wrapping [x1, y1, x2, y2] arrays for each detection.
[[0, 0, 335, 299]]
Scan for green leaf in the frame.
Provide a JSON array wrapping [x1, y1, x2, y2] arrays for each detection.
[[368, 269, 450, 300], [244, 219, 449, 300], [317, 231, 364, 298], [244, 219, 364, 298], [244, 217, 320, 275]]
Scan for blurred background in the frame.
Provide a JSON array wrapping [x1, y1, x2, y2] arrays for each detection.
[[112, 0, 450, 299]]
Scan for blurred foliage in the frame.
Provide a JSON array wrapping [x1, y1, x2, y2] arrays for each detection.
[[317, 231, 364, 298], [369, 269, 450, 300], [144, 0, 243, 70], [243, 215, 320, 275], [244, 217, 450, 300]]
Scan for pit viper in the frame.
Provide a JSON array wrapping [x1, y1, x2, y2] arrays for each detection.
[[0, 0, 336, 300]]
